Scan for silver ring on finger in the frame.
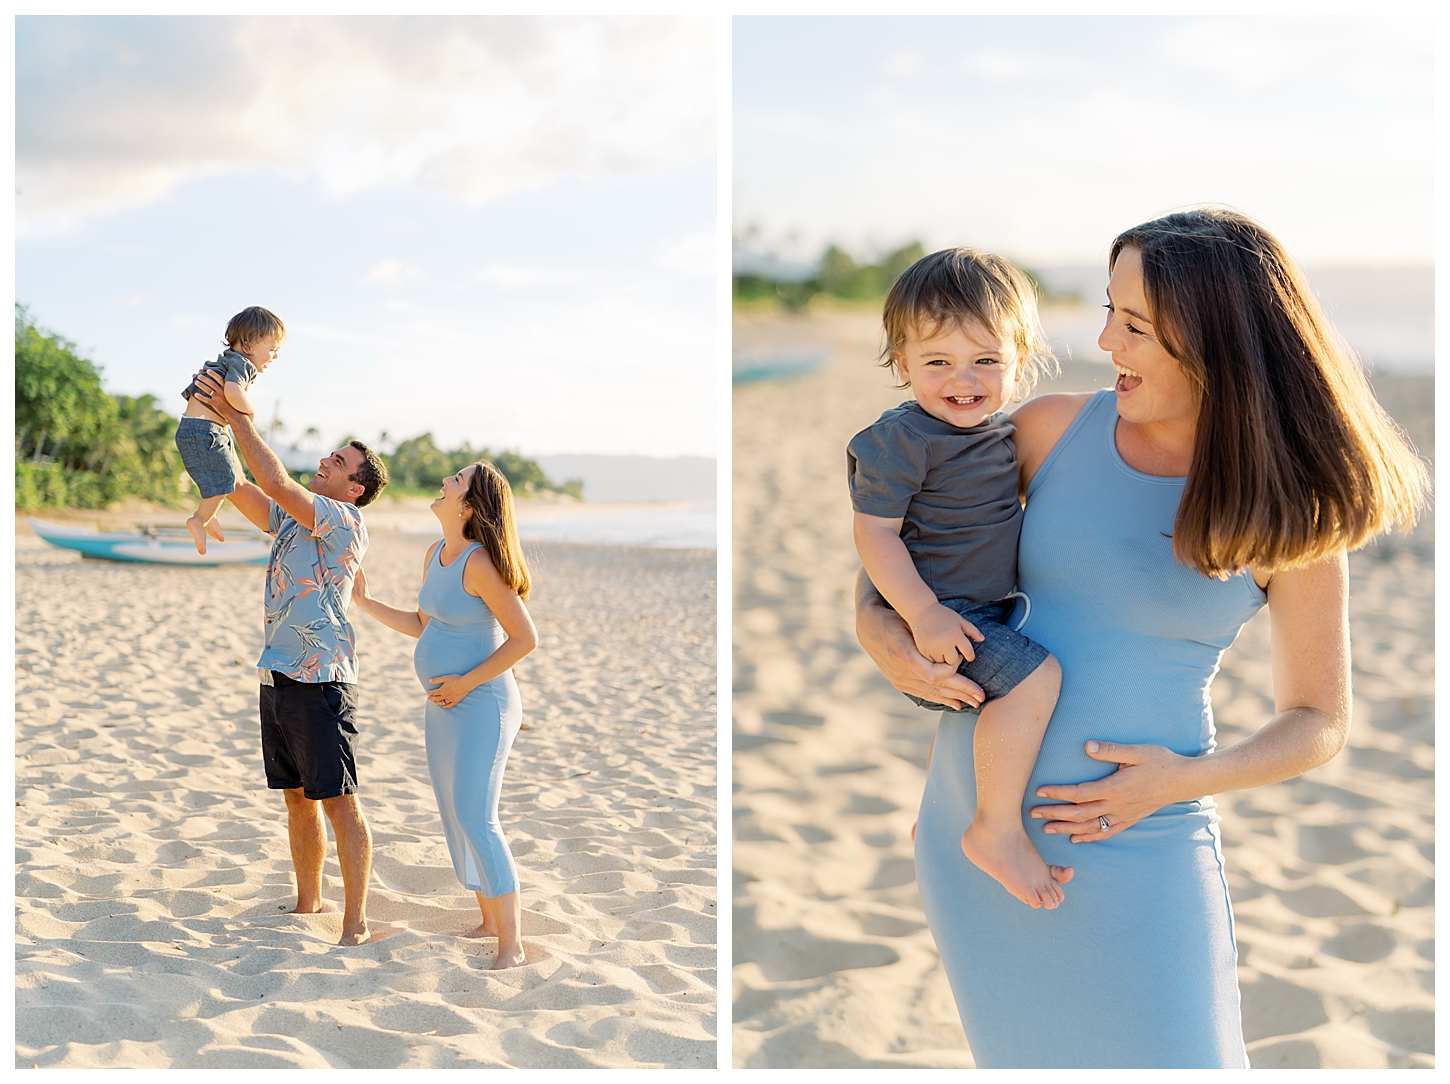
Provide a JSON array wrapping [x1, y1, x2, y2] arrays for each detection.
[[1098, 815, 1111, 833]]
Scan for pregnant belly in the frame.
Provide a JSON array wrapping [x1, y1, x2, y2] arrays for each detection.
[[414, 622, 502, 692]]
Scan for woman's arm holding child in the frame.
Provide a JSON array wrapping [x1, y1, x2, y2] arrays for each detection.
[[853, 512, 983, 665], [855, 569, 986, 711]]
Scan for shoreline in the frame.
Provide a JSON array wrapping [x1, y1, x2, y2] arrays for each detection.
[[16, 495, 719, 555]]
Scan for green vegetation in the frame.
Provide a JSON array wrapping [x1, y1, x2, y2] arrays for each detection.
[[16, 305, 191, 509], [734, 242, 925, 311], [733, 241, 1080, 311], [16, 306, 581, 510], [367, 432, 583, 500]]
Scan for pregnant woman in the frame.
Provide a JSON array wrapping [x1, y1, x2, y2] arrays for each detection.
[[856, 208, 1427, 1067], [353, 461, 538, 969]]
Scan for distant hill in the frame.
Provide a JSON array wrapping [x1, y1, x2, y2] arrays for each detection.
[[531, 455, 715, 504]]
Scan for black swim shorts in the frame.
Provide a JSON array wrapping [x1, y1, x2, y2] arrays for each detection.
[[259, 672, 360, 800]]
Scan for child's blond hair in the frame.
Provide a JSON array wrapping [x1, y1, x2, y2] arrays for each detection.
[[880, 248, 1056, 400], [225, 306, 286, 351]]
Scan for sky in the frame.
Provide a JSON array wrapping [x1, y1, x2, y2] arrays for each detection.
[[16, 15, 716, 459], [733, 14, 1434, 270]]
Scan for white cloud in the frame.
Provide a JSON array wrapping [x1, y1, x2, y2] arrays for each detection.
[[472, 264, 548, 289], [1160, 15, 1432, 96], [654, 232, 716, 278], [879, 50, 922, 78], [363, 259, 425, 286], [963, 51, 1037, 81], [17, 14, 715, 233]]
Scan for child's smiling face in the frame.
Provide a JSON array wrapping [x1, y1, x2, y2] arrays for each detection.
[[237, 334, 281, 372], [894, 320, 1020, 428]]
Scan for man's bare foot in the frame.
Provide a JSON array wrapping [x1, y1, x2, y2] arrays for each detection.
[[961, 820, 1073, 909], [338, 922, 371, 946], [205, 519, 226, 542], [185, 516, 209, 555], [491, 943, 527, 969]]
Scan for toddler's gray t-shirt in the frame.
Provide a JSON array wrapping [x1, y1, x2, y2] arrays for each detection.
[[182, 349, 260, 405], [847, 400, 1021, 605]]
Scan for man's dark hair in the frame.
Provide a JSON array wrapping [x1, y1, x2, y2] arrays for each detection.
[[347, 439, 389, 507]]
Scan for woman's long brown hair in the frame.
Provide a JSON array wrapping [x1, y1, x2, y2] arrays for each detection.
[[1112, 208, 1428, 578], [461, 460, 532, 601]]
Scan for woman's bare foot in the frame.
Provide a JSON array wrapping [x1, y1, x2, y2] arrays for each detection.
[[185, 515, 209, 554], [491, 942, 527, 969], [961, 820, 1073, 909]]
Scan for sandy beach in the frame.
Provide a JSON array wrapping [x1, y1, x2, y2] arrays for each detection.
[[731, 307, 1434, 1068], [15, 505, 717, 1068]]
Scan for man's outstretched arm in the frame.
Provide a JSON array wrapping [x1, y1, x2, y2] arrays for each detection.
[[226, 482, 272, 532], [194, 370, 315, 530]]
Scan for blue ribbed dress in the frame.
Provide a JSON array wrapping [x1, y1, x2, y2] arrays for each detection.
[[415, 541, 522, 898], [913, 390, 1264, 1068]]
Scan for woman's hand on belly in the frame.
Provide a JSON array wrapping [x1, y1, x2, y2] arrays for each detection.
[[1029, 740, 1194, 841], [427, 673, 474, 709]]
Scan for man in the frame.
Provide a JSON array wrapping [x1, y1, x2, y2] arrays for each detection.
[[195, 370, 389, 946]]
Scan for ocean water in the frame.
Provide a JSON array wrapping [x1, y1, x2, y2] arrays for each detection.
[[405, 502, 717, 550], [733, 343, 831, 384]]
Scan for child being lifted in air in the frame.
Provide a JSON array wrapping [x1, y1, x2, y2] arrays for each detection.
[[175, 306, 283, 554], [848, 248, 1069, 909]]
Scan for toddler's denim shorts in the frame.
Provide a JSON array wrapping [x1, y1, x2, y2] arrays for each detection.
[[175, 416, 243, 499], [904, 594, 1051, 715]]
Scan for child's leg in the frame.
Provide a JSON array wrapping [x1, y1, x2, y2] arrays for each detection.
[[185, 494, 226, 553], [960, 655, 1073, 909]]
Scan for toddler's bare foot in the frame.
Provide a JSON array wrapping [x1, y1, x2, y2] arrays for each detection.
[[460, 921, 499, 939], [961, 820, 1073, 909], [205, 519, 226, 542], [185, 516, 208, 554]]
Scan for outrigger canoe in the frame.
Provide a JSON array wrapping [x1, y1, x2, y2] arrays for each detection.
[[28, 518, 270, 566]]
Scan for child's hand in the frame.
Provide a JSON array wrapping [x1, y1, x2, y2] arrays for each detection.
[[351, 567, 371, 607], [907, 602, 984, 666]]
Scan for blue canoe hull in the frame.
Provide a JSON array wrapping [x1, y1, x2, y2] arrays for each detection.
[[28, 518, 270, 566]]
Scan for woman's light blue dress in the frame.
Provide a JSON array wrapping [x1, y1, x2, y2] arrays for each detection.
[[914, 390, 1265, 1068], [415, 541, 522, 898]]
